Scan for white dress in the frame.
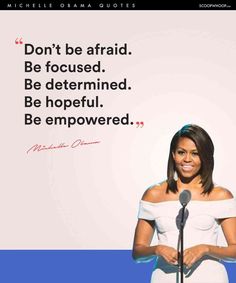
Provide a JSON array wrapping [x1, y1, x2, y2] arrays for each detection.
[[138, 198, 236, 283]]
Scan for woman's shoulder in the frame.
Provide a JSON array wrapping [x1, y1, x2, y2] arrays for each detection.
[[141, 181, 168, 202], [209, 186, 234, 200]]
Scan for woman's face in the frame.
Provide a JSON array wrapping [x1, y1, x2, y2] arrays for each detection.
[[172, 137, 201, 179]]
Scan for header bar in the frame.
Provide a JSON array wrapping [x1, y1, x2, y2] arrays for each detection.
[[0, 0, 235, 10]]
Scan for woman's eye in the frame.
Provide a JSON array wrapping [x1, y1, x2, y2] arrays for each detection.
[[192, 152, 199, 156], [177, 150, 185, 155]]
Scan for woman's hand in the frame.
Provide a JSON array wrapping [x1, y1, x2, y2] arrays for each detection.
[[183, 244, 209, 268], [155, 245, 179, 265]]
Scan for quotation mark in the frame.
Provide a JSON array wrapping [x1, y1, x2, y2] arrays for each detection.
[[15, 38, 23, 44], [136, 121, 144, 128], [130, 121, 144, 128]]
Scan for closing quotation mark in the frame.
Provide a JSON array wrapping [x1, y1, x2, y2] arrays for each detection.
[[15, 38, 23, 44], [136, 121, 144, 128]]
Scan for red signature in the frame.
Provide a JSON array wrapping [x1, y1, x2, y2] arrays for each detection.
[[27, 139, 101, 154]]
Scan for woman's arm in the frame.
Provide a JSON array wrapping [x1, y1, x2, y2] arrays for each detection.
[[207, 189, 236, 261], [132, 218, 179, 264], [133, 184, 179, 263], [132, 185, 160, 262], [183, 189, 236, 267], [132, 218, 157, 262], [183, 217, 236, 268], [208, 216, 236, 261]]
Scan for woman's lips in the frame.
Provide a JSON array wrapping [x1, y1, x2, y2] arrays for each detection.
[[181, 165, 194, 172]]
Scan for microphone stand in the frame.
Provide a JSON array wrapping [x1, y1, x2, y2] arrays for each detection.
[[179, 204, 186, 283], [178, 189, 191, 283]]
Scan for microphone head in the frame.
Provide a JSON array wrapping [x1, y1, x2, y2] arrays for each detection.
[[179, 190, 192, 206]]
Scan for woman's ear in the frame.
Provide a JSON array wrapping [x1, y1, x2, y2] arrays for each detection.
[[172, 151, 175, 160]]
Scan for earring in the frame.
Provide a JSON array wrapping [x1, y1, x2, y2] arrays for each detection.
[[174, 171, 178, 181]]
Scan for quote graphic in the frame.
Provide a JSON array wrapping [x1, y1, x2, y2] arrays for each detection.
[[1, 7, 236, 283]]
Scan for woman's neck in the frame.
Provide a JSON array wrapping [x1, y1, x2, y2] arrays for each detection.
[[176, 174, 202, 190]]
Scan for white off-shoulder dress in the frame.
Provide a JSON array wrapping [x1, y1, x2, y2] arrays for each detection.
[[138, 197, 236, 283]]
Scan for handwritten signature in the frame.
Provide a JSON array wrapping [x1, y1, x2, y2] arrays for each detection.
[[27, 139, 101, 154]]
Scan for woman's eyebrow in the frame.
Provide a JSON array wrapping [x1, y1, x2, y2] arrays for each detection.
[[176, 147, 198, 151]]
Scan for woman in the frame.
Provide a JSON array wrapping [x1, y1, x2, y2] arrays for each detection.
[[132, 124, 236, 283]]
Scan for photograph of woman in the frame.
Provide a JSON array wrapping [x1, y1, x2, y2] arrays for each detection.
[[132, 124, 236, 283]]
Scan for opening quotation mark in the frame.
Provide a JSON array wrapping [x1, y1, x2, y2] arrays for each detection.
[[15, 38, 23, 44]]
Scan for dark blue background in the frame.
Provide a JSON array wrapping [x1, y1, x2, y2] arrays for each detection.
[[0, 250, 235, 283]]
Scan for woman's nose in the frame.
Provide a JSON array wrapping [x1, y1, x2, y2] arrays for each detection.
[[183, 153, 191, 162]]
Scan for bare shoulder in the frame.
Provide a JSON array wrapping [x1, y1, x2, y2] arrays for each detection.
[[141, 182, 167, 203], [210, 186, 234, 200]]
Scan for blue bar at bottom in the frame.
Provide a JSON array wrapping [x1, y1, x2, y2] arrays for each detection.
[[0, 250, 235, 283]]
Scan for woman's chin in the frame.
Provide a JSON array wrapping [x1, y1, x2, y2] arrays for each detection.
[[177, 171, 200, 183]]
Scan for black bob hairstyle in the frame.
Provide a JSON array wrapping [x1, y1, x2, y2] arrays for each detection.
[[166, 124, 214, 194]]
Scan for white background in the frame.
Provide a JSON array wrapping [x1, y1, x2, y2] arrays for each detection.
[[1, 11, 236, 248]]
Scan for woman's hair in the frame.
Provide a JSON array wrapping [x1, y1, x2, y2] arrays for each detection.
[[167, 124, 214, 194]]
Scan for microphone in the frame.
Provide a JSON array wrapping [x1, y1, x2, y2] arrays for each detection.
[[179, 190, 191, 207], [178, 189, 191, 283]]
